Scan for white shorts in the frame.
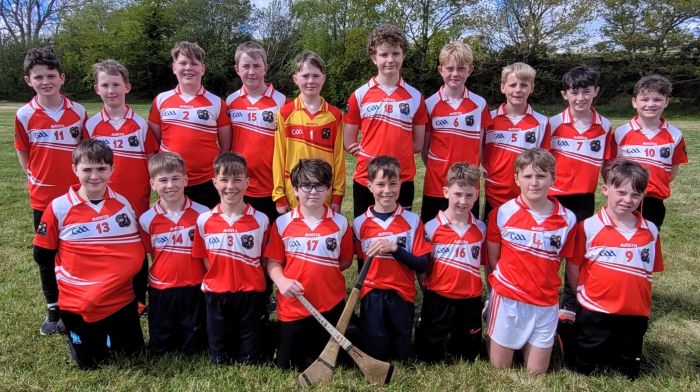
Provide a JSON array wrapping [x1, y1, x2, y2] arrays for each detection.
[[486, 291, 558, 349]]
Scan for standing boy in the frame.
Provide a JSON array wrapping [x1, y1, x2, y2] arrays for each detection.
[[415, 163, 487, 363], [139, 152, 209, 355], [265, 159, 354, 369], [482, 63, 549, 220], [606, 75, 688, 228], [34, 139, 145, 369], [344, 25, 428, 217], [149, 41, 231, 208], [193, 152, 269, 364], [15, 46, 87, 334], [568, 159, 664, 378], [421, 42, 491, 222], [486, 149, 577, 374], [353, 156, 432, 361], [226, 41, 287, 221]]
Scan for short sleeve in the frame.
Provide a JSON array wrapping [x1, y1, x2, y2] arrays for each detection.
[[486, 209, 501, 243], [343, 93, 361, 125], [653, 234, 664, 273], [559, 220, 578, 259], [144, 127, 159, 154], [148, 98, 161, 125], [672, 137, 688, 165], [412, 98, 428, 126], [411, 221, 432, 257], [262, 222, 286, 264], [568, 221, 587, 266], [192, 223, 207, 259], [14, 115, 29, 151], [480, 105, 493, 129], [605, 128, 619, 160], [339, 224, 354, 262], [33, 204, 59, 250], [216, 98, 229, 127]]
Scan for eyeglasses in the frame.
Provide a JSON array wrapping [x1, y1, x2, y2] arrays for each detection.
[[299, 183, 328, 193]]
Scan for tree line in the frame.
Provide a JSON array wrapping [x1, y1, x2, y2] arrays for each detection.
[[1, 0, 698, 109]]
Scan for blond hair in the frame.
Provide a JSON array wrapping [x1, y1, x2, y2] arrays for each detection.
[[439, 41, 473, 68], [445, 163, 480, 188], [234, 41, 268, 65], [92, 59, 129, 84], [501, 62, 536, 85], [514, 148, 556, 178], [148, 152, 186, 178]]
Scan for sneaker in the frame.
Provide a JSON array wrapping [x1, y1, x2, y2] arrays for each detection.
[[40, 306, 65, 335]]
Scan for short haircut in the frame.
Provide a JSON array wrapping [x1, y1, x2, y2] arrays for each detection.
[[171, 41, 205, 63], [562, 65, 599, 90], [445, 163, 480, 188], [290, 159, 333, 188], [514, 148, 556, 178], [235, 41, 267, 65], [213, 152, 247, 177], [148, 152, 186, 178], [73, 139, 113, 166], [633, 75, 672, 97], [294, 51, 326, 74], [367, 155, 400, 181], [92, 59, 129, 84], [439, 41, 473, 68], [24, 47, 62, 76], [501, 62, 536, 85], [367, 25, 408, 57], [602, 159, 649, 194]]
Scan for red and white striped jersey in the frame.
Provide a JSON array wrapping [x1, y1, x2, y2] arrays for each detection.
[[264, 206, 353, 322], [139, 198, 209, 290], [353, 206, 432, 303], [570, 208, 664, 316], [14, 96, 87, 210], [606, 117, 688, 200], [424, 210, 487, 299], [487, 196, 577, 306], [226, 84, 287, 197], [34, 185, 145, 322], [423, 86, 492, 197], [483, 105, 549, 208], [546, 108, 612, 196], [149, 85, 228, 186], [85, 106, 158, 215], [193, 204, 268, 293], [344, 77, 428, 184]]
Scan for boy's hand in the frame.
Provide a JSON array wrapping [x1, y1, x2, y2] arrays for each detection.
[[366, 239, 398, 258], [345, 141, 361, 156], [276, 205, 291, 214], [330, 203, 341, 213], [277, 277, 304, 298]]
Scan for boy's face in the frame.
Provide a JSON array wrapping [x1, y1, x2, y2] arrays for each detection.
[[24, 65, 64, 99], [561, 86, 599, 114], [602, 180, 644, 218], [213, 171, 248, 206], [72, 159, 114, 197], [371, 44, 404, 80], [367, 170, 400, 211], [293, 62, 325, 98], [443, 183, 477, 218], [150, 171, 187, 204], [172, 54, 205, 88], [632, 90, 669, 123], [501, 74, 533, 108], [515, 164, 553, 203], [293, 175, 330, 211], [438, 58, 472, 90], [94, 72, 131, 110], [235, 53, 268, 93]]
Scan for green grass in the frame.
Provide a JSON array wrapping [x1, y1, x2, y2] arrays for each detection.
[[0, 103, 698, 391]]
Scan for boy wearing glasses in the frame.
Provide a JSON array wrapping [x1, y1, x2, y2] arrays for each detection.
[[264, 159, 354, 369]]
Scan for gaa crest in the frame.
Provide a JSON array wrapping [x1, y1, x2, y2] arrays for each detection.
[[326, 237, 337, 251], [549, 235, 561, 249], [128, 136, 139, 147], [241, 234, 254, 249], [116, 213, 131, 227], [399, 103, 410, 115]]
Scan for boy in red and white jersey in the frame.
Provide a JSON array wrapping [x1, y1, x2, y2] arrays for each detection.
[[193, 152, 269, 364], [34, 139, 146, 369], [86, 60, 158, 217], [138, 152, 209, 355], [226, 41, 287, 221], [606, 75, 688, 228], [353, 156, 432, 361], [15, 47, 87, 335], [482, 63, 549, 219], [486, 149, 577, 374], [420, 42, 491, 222], [264, 159, 353, 369], [568, 159, 664, 378], [149, 41, 231, 208], [415, 163, 487, 363], [344, 25, 428, 217]]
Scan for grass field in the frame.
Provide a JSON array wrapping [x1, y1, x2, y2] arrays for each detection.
[[0, 102, 698, 391]]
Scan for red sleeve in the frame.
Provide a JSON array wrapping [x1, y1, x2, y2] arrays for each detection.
[[33, 204, 59, 250], [148, 98, 161, 125], [144, 127, 159, 154], [486, 209, 501, 243], [216, 98, 228, 127], [139, 226, 153, 256], [605, 129, 618, 160], [412, 221, 432, 257], [673, 137, 688, 165], [559, 220, 578, 259], [192, 224, 207, 259], [540, 123, 552, 151], [413, 97, 428, 126], [569, 221, 587, 266], [14, 115, 29, 151], [480, 239, 488, 266], [339, 224, 354, 263], [343, 93, 361, 125], [481, 105, 493, 129], [262, 222, 286, 264], [653, 234, 664, 272]]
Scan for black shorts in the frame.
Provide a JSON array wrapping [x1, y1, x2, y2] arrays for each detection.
[[244, 195, 279, 223], [275, 300, 344, 370], [415, 290, 482, 363], [420, 194, 480, 223], [360, 289, 415, 361], [185, 180, 219, 209], [574, 308, 648, 378], [554, 193, 595, 221], [61, 300, 144, 370], [205, 291, 266, 364], [33, 209, 59, 304], [639, 196, 665, 228], [148, 286, 206, 355], [353, 180, 414, 218]]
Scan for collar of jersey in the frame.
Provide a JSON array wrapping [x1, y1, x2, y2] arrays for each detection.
[[515, 195, 566, 216], [30, 95, 71, 111], [630, 116, 668, 132], [100, 105, 134, 123], [598, 206, 648, 230], [495, 103, 534, 117], [366, 204, 403, 218], [367, 76, 406, 90], [562, 106, 603, 126], [291, 205, 333, 220], [241, 83, 275, 98], [438, 85, 470, 102], [154, 197, 192, 215], [66, 184, 116, 206], [294, 95, 327, 112], [437, 209, 476, 227], [174, 85, 205, 96], [212, 203, 253, 216]]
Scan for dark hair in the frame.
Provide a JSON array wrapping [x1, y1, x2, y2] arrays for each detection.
[[514, 148, 556, 178], [213, 152, 247, 177], [148, 152, 186, 178], [633, 75, 672, 97], [367, 25, 408, 57], [367, 155, 400, 181], [445, 163, 480, 188], [294, 51, 326, 74], [24, 47, 62, 76], [72, 139, 113, 166], [562, 65, 599, 90], [602, 159, 649, 194], [290, 159, 332, 188]]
